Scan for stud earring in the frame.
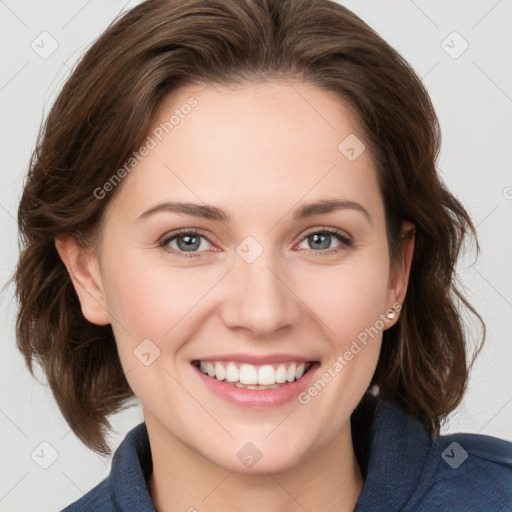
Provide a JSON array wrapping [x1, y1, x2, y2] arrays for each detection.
[[386, 310, 396, 319]]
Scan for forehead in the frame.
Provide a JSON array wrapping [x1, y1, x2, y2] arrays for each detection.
[[103, 80, 382, 229], [152, 80, 367, 164]]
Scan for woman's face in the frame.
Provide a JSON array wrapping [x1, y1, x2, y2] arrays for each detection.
[[62, 81, 413, 473]]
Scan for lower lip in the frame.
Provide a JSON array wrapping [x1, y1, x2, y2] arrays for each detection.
[[192, 362, 320, 408]]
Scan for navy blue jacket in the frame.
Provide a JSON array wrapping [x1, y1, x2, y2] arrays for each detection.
[[61, 399, 512, 511]]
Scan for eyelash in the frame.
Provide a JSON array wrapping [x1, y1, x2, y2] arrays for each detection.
[[158, 227, 353, 259]]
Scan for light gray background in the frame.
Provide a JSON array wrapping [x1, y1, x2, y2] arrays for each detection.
[[1, 1, 511, 510]]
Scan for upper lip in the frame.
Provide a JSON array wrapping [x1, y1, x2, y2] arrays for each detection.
[[192, 353, 318, 365]]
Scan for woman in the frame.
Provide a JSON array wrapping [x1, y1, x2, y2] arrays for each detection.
[[14, 0, 512, 510]]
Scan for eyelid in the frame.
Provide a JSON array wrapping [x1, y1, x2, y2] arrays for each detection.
[[298, 226, 352, 244], [293, 227, 353, 255], [158, 226, 353, 258], [158, 228, 219, 256]]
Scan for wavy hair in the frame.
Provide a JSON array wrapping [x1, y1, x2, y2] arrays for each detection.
[[13, 0, 484, 455]]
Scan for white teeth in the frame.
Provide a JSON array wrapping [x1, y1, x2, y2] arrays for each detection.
[[275, 364, 288, 383], [206, 362, 216, 378], [286, 363, 297, 382], [257, 365, 275, 385], [215, 362, 226, 381], [225, 362, 239, 382], [239, 364, 258, 385], [234, 382, 281, 390], [196, 360, 312, 385]]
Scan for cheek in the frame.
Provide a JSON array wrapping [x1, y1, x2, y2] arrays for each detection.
[[97, 255, 172, 375], [100, 251, 204, 335], [102, 239, 391, 341], [297, 254, 391, 347], [99, 250, 220, 389], [293, 256, 389, 421]]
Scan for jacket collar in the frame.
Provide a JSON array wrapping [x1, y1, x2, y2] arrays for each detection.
[[108, 399, 432, 511], [354, 399, 434, 511]]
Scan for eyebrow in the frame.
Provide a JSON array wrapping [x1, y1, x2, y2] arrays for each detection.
[[136, 199, 372, 225]]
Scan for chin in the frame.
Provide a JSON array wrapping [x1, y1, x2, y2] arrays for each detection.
[[201, 438, 306, 475]]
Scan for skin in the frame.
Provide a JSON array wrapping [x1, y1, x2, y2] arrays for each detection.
[[56, 81, 415, 512]]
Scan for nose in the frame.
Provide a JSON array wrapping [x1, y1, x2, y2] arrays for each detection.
[[219, 246, 303, 339]]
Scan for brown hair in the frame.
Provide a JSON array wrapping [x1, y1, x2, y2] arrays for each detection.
[[13, 0, 484, 455]]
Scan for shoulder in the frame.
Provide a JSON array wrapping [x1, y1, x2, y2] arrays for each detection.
[[417, 430, 512, 512], [59, 422, 155, 512], [354, 398, 512, 512], [59, 479, 114, 512]]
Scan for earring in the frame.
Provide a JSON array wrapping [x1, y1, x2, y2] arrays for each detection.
[[386, 311, 396, 319]]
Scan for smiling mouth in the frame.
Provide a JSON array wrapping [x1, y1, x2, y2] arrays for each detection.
[[191, 360, 318, 389]]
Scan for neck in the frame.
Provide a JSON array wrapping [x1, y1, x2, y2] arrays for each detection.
[[145, 413, 364, 512]]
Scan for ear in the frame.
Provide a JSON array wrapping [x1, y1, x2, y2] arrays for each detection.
[[54, 234, 111, 326], [385, 221, 415, 324]]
